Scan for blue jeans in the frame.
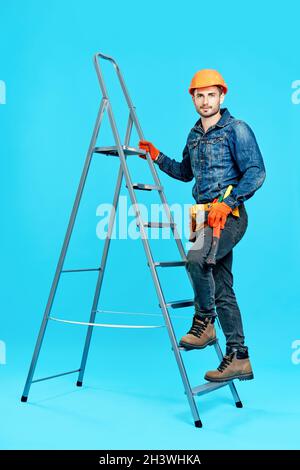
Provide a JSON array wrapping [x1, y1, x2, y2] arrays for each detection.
[[186, 203, 249, 355]]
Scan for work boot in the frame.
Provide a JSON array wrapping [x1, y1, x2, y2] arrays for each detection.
[[204, 350, 254, 382], [179, 315, 217, 350]]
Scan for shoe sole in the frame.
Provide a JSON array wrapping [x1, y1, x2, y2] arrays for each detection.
[[179, 338, 217, 350], [204, 372, 254, 383]]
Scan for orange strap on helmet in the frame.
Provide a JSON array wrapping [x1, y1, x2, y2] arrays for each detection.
[[188, 69, 228, 95]]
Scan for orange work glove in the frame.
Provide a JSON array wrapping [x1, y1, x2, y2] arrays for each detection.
[[207, 202, 232, 229], [138, 140, 160, 161]]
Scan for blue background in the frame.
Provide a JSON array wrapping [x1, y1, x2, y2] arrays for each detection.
[[1, 0, 300, 449]]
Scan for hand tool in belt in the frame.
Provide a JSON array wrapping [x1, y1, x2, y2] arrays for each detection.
[[205, 185, 238, 266]]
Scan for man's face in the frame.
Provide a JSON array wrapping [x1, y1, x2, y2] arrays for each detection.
[[192, 86, 224, 118]]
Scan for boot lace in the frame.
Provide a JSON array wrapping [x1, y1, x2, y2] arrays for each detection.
[[188, 317, 209, 338], [217, 353, 235, 372]]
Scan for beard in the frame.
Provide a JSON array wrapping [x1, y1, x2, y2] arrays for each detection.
[[198, 105, 220, 118]]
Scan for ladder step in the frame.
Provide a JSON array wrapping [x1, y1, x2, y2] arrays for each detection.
[[192, 381, 232, 396], [143, 222, 176, 228], [61, 267, 100, 273], [165, 299, 194, 309], [94, 145, 146, 156], [128, 183, 163, 191], [154, 261, 187, 267]]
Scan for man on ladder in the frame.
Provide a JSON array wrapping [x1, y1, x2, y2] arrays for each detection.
[[21, 53, 265, 427], [139, 69, 266, 383]]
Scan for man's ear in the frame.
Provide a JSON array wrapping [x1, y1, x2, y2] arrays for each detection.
[[220, 93, 225, 105]]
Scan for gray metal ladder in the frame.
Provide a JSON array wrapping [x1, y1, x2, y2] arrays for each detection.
[[21, 51, 242, 427]]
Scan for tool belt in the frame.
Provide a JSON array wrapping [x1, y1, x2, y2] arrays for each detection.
[[189, 186, 239, 241]]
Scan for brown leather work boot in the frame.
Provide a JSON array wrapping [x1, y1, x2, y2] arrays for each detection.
[[179, 315, 217, 350], [204, 350, 254, 382]]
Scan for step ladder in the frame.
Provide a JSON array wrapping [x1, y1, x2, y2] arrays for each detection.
[[21, 51, 242, 427]]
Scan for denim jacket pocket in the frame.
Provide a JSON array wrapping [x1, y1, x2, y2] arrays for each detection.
[[204, 136, 225, 145]]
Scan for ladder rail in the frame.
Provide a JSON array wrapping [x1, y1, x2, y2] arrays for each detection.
[[94, 52, 138, 112], [92, 54, 201, 424], [21, 98, 108, 401]]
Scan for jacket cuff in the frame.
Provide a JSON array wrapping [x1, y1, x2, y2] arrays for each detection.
[[154, 151, 165, 165], [222, 195, 239, 210]]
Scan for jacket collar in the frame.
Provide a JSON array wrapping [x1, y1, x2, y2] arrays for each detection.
[[193, 107, 232, 133]]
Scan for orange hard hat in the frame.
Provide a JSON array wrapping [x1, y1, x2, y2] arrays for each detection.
[[189, 69, 228, 95]]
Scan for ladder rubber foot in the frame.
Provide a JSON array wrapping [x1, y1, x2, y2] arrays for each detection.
[[76, 381, 83, 387], [194, 419, 203, 428], [21, 396, 28, 403], [235, 401, 243, 408]]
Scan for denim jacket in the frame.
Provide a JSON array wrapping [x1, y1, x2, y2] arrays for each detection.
[[154, 108, 266, 209]]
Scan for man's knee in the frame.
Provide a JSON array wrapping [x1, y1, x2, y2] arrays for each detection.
[[186, 249, 207, 271]]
